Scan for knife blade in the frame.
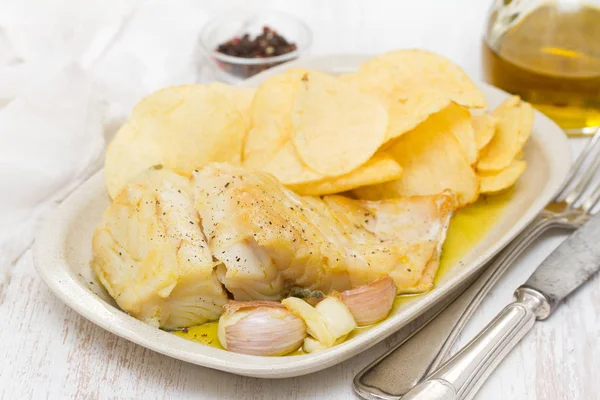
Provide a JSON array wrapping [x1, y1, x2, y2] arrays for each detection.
[[401, 211, 600, 400], [521, 212, 600, 317]]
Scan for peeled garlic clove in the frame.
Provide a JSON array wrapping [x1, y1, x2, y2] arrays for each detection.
[[282, 297, 336, 347], [303, 337, 327, 353], [283, 296, 356, 348], [314, 297, 357, 339], [218, 301, 306, 356], [303, 332, 351, 353], [341, 276, 397, 326]]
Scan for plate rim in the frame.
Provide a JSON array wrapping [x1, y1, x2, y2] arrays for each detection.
[[34, 54, 572, 378]]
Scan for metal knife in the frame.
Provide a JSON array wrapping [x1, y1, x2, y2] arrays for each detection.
[[401, 211, 600, 400]]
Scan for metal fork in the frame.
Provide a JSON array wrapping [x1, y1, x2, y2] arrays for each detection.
[[354, 128, 600, 400]]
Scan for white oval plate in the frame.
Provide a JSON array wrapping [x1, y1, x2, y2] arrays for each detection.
[[34, 55, 571, 378]]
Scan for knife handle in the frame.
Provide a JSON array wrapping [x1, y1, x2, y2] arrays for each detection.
[[402, 287, 550, 400]]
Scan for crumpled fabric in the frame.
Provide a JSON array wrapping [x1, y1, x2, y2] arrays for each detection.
[[0, 0, 210, 269]]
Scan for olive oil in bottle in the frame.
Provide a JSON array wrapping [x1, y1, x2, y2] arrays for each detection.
[[483, 3, 600, 135]]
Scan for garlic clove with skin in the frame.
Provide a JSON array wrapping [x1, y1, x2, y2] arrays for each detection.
[[341, 276, 397, 326], [218, 301, 307, 356]]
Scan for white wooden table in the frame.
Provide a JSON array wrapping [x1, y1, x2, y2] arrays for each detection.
[[1, 1, 599, 399]]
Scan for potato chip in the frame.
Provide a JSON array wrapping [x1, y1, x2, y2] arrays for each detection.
[[337, 73, 357, 85], [105, 85, 245, 198], [341, 73, 452, 143], [243, 69, 307, 168], [358, 50, 487, 107], [480, 160, 526, 194], [436, 103, 478, 165], [354, 108, 479, 207], [291, 71, 388, 176], [477, 96, 534, 172], [105, 122, 163, 199], [288, 153, 403, 196], [471, 113, 498, 150], [348, 50, 487, 141], [261, 140, 324, 185], [208, 82, 255, 129]]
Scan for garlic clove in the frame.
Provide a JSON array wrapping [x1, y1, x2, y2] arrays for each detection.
[[218, 300, 306, 356], [282, 296, 357, 348], [303, 337, 327, 353], [282, 297, 336, 347], [303, 333, 350, 354], [314, 297, 357, 339], [341, 276, 397, 326]]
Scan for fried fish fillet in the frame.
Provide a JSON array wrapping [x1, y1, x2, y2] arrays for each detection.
[[92, 169, 228, 329], [193, 164, 454, 300]]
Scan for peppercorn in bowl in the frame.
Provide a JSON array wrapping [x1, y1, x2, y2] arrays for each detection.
[[199, 9, 312, 83]]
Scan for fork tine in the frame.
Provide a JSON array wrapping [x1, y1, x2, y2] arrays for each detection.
[[583, 181, 600, 214], [565, 148, 600, 207], [554, 127, 600, 201], [555, 127, 600, 204]]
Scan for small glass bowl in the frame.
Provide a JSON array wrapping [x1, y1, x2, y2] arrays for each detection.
[[199, 9, 312, 83]]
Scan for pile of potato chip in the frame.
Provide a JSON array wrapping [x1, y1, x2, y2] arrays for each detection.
[[105, 49, 534, 208]]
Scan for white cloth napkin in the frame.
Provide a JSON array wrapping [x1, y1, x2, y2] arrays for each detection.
[[0, 0, 134, 267], [0, 0, 212, 269], [0, 63, 103, 266]]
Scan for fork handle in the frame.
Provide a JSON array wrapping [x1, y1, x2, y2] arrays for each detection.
[[353, 217, 558, 399], [402, 287, 549, 400]]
